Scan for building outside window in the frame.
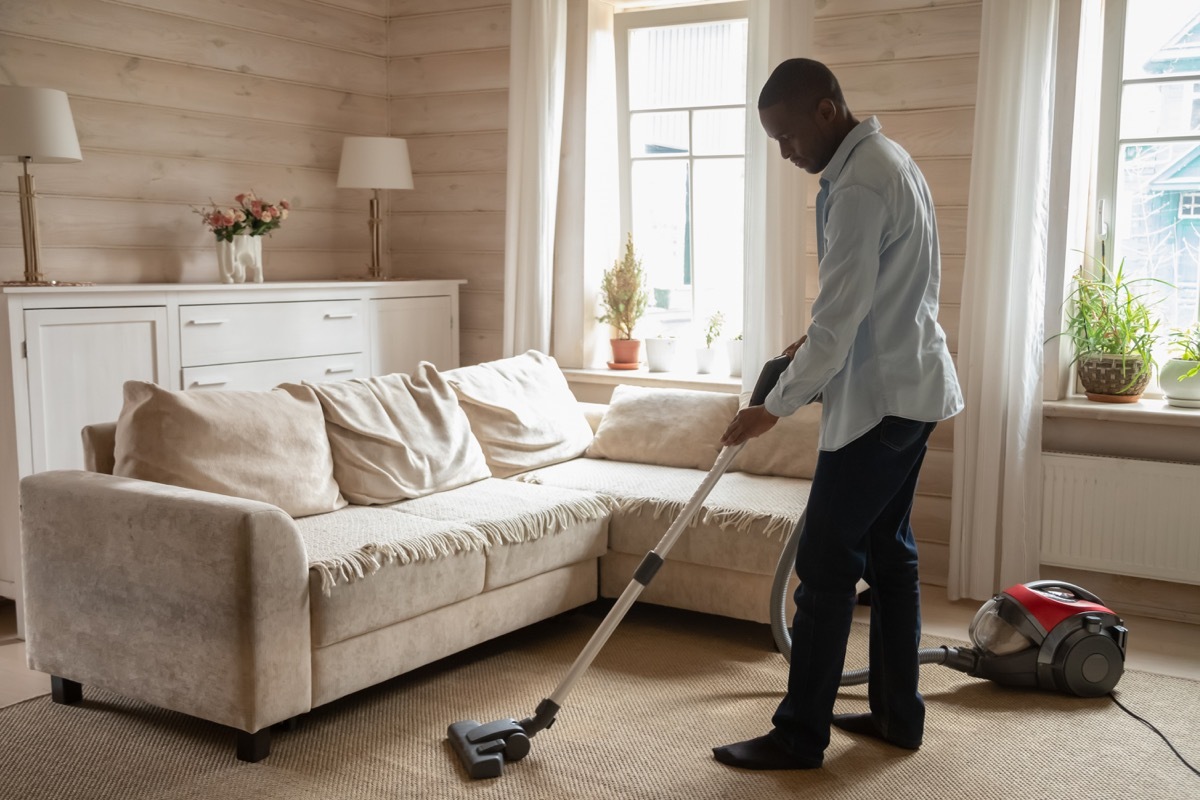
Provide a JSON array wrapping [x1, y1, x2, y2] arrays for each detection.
[[615, 2, 748, 345], [1098, 2, 1200, 359]]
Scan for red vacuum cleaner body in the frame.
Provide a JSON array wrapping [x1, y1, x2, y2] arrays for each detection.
[[960, 580, 1128, 697]]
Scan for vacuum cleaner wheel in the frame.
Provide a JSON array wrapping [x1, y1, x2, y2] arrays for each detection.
[[1053, 629, 1125, 697]]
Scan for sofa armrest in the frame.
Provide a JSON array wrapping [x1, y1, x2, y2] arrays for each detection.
[[20, 470, 312, 733]]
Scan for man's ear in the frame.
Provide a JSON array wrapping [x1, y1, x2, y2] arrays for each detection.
[[815, 97, 837, 124]]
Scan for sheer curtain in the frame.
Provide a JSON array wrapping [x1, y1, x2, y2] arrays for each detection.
[[741, 0, 812, 389], [948, 0, 1060, 600], [503, 0, 568, 356]]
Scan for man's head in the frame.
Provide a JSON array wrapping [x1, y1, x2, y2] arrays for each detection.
[[757, 58, 857, 174]]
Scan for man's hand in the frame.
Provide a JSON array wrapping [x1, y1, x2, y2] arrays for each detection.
[[783, 334, 807, 360], [721, 405, 779, 447]]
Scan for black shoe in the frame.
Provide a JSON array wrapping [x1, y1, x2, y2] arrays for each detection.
[[712, 731, 822, 770], [831, 713, 921, 750]]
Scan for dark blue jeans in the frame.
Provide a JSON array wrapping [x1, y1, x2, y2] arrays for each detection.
[[772, 415, 935, 760]]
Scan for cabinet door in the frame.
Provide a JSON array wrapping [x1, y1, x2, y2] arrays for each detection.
[[25, 307, 169, 472], [370, 296, 458, 376]]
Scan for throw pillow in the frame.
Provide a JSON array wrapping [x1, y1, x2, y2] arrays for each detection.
[[587, 385, 738, 471], [440, 350, 593, 478], [300, 363, 491, 505], [113, 381, 346, 518], [732, 393, 822, 479]]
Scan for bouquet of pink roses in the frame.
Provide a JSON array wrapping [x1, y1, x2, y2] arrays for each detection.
[[195, 191, 290, 242]]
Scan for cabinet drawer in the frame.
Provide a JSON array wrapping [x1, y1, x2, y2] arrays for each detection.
[[180, 300, 366, 367], [183, 353, 368, 392]]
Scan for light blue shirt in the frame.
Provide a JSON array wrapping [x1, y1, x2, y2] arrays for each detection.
[[764, 116, 963, 450]]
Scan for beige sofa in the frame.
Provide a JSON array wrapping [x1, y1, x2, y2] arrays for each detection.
[[18, 351, 817, 761]]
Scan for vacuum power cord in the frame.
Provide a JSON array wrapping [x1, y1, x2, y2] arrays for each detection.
[[1109, 691, 1200, 778]]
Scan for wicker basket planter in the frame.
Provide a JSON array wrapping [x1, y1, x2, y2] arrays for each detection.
[[1077, 354, 1151, 403]]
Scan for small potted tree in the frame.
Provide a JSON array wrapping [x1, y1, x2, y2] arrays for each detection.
[[727, 332, 743, 378], [598, 233, 649, 369], [696, 311, 724, 374], [1162, 324, 1200, 408], [1052, 259, 1166, 403]]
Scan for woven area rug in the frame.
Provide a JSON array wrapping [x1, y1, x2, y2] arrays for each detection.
[[2, 604, 1197, 800]]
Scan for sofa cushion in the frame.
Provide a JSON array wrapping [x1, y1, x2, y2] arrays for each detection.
[[732, 394, 822, 480], [440, 350, 593, 478], [296, 506, 488, 646], [586, 385, 737, 471], [299, 363, 490, 505], [383, 478, 612, 590], [113, 381, 345, 518], [518, 459, 809, 576]]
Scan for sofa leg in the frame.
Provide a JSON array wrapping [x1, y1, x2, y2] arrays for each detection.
[[236, 728, 271, 762], [50, 676, 82, 705]]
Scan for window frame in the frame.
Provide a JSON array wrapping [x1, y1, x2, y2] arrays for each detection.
[[612, 1, 749, 337]]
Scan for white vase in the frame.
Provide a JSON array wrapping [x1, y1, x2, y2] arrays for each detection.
[[645, 338, 678, 372], [1160, 358, 1200, 408], [695, 346, 715, 374], [216, 234, 263, 284], [727, 339, 742, 378]]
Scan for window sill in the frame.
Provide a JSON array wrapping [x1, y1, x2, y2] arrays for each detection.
[[561, 367, 741, 394], [1043, 396, 1200, 428]]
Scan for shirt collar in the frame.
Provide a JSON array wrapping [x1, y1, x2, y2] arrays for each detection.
[[821, 116, 881, 185]]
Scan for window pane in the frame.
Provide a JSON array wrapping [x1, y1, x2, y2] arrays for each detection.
[[631, 111, 689, 157], [632, 160, 692, 317], [693, 108, 745, 156], [1123, 2, 1200, 80], [692, 158, 745, 336], [1120, 80, 1200, 139], [1113, 142, 1200, 332], [628, 19, 749, 110]]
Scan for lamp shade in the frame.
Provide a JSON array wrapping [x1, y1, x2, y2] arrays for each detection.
[[0, 86, 82, 163], [337, 137, 413, 190]]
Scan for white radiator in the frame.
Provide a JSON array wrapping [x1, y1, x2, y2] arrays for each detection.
[[1041, 453, 1200, 585]]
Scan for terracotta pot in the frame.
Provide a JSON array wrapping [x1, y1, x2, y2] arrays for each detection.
[[608, 338, 641, 370], [1077, 354, 1150, 403]]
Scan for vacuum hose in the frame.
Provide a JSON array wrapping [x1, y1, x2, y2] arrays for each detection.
[[769, 522, 978, 682]]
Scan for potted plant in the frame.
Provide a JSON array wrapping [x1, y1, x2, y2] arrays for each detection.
[[1052, 259, 1166, 403], [696, 311, 724, 374], [727, 332, 743, 378], [598, 233, 649, 369], [645, 334, 679, 373], [1161, 324, 1200, 408]]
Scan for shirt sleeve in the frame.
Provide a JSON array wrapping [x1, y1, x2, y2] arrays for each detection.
[[764, 184, 886, 417]]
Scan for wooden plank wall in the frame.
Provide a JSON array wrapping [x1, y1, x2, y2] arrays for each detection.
[[387, 0, 510, 367], [809, 0, 981, 585], [0, 0, 390, 283]]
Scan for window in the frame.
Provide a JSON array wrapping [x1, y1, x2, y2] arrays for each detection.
[[615, 3, 748, 343], [1097, 1, 1200, 354]]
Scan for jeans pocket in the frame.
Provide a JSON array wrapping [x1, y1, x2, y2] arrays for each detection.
[[879, 417, 926, 452]]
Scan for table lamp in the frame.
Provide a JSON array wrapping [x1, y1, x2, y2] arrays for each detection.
[[336, 136, 414, 280], [0, 86, 85, 285]]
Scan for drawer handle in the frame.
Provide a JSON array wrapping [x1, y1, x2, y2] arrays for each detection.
[[188, 319, 228, 326], [324, 312, 357, 320], [192, 379, 228, 387], [325, 365, 356, 375]]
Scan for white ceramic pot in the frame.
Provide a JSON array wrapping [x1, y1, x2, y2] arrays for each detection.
[[217, 234, 263, 284], [645, 337, 678, 372], [695, 346, 715, 374], [727, 339, 742, 378], [1160, 358, 1200, 408]]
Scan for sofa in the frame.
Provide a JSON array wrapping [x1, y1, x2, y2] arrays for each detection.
[[18, 350, 819, 761]]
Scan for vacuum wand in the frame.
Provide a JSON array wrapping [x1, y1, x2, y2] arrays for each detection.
[[446, 354, 793, 779]]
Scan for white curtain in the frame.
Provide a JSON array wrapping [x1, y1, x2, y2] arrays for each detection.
[[503, 0, 569, 356], [741, 0, 812, 389], [948, 0, 1059, 600]]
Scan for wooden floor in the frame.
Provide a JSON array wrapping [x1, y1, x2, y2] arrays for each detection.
[[3, 586, 1199, 709]]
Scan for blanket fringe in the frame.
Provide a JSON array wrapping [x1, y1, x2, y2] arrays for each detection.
[[616, 497, 795, 539], [473, 494, 613, 547], [310, 528, 487, 595]]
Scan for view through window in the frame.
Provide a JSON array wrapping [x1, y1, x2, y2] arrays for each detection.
[[618, 7, 748, 348], [1104, 3, 1200, 361]]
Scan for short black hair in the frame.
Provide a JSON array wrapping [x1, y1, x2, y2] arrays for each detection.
[[757, 58, 844, 111]]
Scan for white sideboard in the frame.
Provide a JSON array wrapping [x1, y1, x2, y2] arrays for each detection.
[[0, 280, 463, 634]]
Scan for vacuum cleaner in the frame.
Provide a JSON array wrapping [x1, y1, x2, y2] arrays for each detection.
[[447, 354, 795, 779], [771, 523, 1129, 697]]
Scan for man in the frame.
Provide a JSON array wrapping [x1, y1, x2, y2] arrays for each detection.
[[713, 58, 963, 770]]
